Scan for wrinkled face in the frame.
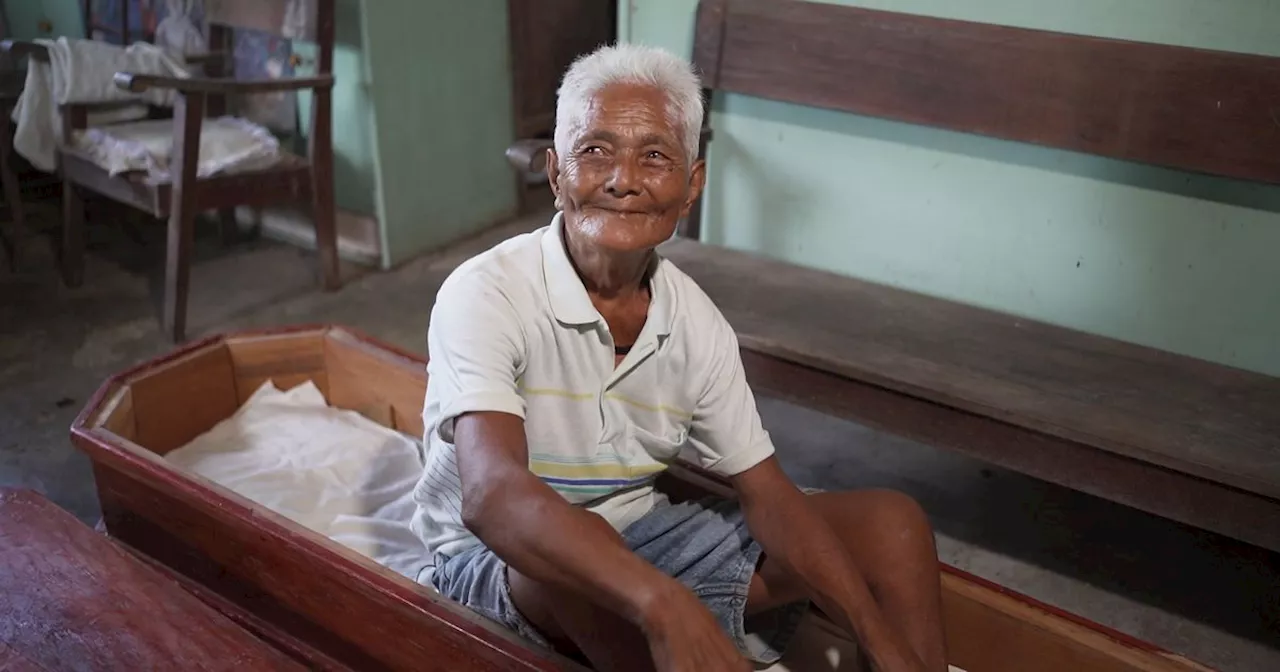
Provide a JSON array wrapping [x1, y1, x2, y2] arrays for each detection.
[[548, 83, 705, 254]]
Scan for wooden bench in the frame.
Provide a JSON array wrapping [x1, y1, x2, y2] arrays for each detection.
[[506, 0, 1280, 553]]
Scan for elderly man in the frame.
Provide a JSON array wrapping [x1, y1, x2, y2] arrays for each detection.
[[414, 43, 945, 672]]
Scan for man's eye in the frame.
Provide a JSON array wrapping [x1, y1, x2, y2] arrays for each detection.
[[646, 151, 668, 160], [581, 146, 603, 155]]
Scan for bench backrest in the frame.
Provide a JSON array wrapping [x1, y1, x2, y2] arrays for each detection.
[[692, 0, 1280, 186]]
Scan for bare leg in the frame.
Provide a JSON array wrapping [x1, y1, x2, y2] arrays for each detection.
[[508, 567, 655, 672], [746, 489, 948, 671]]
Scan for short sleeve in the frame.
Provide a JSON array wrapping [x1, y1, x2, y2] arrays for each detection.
[[426, 271, 527, 444], [685, 312, 775, 476]]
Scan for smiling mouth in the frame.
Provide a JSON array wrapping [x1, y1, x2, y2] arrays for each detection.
[[587, 206, 647, 215]]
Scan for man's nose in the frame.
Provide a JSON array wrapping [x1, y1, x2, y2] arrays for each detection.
[[604, 157, 642, 198]]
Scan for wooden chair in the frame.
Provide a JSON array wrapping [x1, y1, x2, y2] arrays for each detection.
[[6, 0, 340, 342]]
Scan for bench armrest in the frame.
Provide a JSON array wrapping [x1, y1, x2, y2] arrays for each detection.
[[114, 72, 335, 95]]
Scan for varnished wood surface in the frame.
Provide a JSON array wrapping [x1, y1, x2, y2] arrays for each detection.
[[938, 571, 1213, 672], [227, 328, 330, 403], [660, 238, 1280, 502], [692, 0, 1280, 185], [0, 488, 307, 671], [91, 464, 579, 672], [325, 327, 428, 437], [128, 340, 239, 455]]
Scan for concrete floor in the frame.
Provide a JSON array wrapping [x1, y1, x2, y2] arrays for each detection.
[[1, 206, 1276, 671]]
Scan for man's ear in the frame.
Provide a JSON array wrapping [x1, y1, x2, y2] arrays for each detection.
[[680, 158, 707, 217], [545, 149, 562, 208]]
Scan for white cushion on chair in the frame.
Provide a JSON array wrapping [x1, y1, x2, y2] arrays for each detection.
[[72, 116, 284, 182]]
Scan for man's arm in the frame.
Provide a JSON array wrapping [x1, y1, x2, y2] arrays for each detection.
[[731, 457, 926, 672], [452, 411, 751, 672], [685, 308, 925, 671], [452, 409, 680, 626]]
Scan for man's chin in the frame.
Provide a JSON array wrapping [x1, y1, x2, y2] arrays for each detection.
[[570, 212, 674, 252]]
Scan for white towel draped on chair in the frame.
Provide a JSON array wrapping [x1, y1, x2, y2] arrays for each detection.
[[10, 37, 190, 172]]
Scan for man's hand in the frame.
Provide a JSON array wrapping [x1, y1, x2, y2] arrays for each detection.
[[643, 588, 751, 672]]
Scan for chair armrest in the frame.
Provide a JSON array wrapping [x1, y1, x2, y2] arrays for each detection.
[[506, 138, 554, 173], [114, 72, 335, 95], [0, 40, 50, 63]]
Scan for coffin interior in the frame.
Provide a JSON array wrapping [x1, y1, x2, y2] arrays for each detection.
[[89, 326, 426, 454]]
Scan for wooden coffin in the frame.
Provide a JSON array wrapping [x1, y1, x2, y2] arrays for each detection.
[[70, 325, 1213, 672]]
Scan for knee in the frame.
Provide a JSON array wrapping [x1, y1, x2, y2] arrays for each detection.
[[507, 567, 568, 640], [871, 489, 930, 527], [824, 488, 934, 549], [869, 489, 933, 542]]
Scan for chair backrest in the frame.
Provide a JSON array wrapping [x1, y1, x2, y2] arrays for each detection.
[[205, 0, 334, 74], [83, 0, 153, 45], [691, 0, 1280, 187]]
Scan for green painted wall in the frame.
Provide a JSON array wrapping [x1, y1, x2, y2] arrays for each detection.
[[361, 0, 517, 267], [6, 0, 83, 39], [622, 0, 1280, 377], [293, 0, 378, 217]]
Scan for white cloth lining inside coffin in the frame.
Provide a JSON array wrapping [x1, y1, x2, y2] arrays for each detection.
[[164, 380, 964, 672], [164, 380, 430, 581]]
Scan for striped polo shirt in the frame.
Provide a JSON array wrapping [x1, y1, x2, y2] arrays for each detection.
[[411, 213, 776, 567]]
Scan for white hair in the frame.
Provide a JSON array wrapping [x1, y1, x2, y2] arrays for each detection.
[[554, 43, 704, 167]]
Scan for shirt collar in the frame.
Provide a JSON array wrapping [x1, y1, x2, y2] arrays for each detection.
[[541, 212, 674, 338]]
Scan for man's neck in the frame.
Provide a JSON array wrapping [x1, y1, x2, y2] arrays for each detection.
[[563, 230, 652, 300]]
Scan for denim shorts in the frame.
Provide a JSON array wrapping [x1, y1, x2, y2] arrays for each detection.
[[427, 495, 810, 665]]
